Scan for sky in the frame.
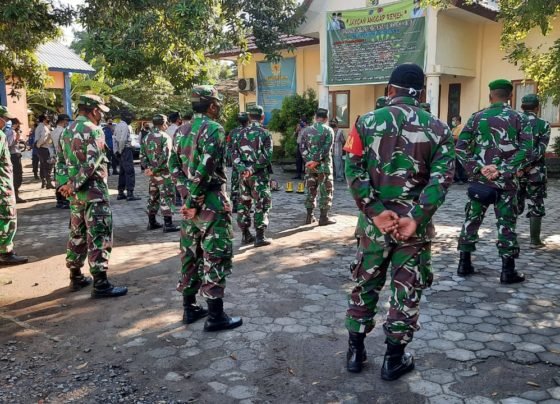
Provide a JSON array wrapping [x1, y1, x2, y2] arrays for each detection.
[[57, 0, 84, 45]]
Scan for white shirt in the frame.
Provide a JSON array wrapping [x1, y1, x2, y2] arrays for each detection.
[[166, 123, 179, 137], [35, 122, 52, 148], [113, 121, 132, 153], [51, 126, 65, 154]]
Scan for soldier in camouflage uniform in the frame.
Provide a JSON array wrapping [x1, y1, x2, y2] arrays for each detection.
[[169, 85, 242, 331], [57, 95, 128, 297], [226, 113, 249, 213], [517, 94, 551, 248], [344, 64, 455, 380], [456, 79, 533, 284], [0, 106, 28, 266], [141, 114, 180, 233], [232, 105, 273, 247], [300, 108, 336, 226]]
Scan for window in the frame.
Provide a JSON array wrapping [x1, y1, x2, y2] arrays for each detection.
[[328, 91, 350, 128], [512, 80, 560, 126]]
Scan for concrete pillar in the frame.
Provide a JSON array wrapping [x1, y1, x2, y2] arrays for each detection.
[[426, 73, 441, 118], [317, 10, 329, 109], [425, 7, 441, 118], [63, 72, 72, 117]]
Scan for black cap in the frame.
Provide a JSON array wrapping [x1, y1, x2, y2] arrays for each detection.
[[56, 114, 70, 123], [316, 108, 329, 119], [389, 63, 425, 91], [168, 111, 180, 123]]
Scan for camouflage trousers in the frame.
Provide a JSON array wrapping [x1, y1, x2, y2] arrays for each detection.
[[305, 171, 333, 210], [0, 218, 16, 254], [147, 176, 175, 217], [66, 201, 113, 275], [177, 212, 234, 299], [237, 172, 271, 231], [517, 178, 546, 218], [230, 167, 240, 205], [458, 189, 519, 258], [346, 235, 433, 345]]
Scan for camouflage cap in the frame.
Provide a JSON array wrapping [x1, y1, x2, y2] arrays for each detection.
[[79, 94, 110, 113], [488, 79, 513, 91], [247, 105, 264, 116], [190, 85, 223, 104], [152, 114, 168, 125], [0, 106, 16, 119], [375, 96, 387, 109], [521, 93, 540, 106]]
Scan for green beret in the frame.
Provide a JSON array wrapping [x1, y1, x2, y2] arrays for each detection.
[[375, 96, 387, 109], [190, 85, 223, 104], [79, 94, 110, 112], [247, 105, 264, 116], [0, 106, 16, 119], [521, 93, 539, 106], [489, 79, 513, 91], [152, 114, 167, 125]]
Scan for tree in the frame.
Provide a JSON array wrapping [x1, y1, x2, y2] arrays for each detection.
[[424, 0, 560, 103], [76, 0, 306, 89], [0, 0, 74, 95]]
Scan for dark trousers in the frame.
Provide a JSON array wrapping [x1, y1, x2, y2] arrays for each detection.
[[106, 148, 118, 174], [10, 154, 23, 192], [295, 147, 304, 177], [32, 153, 39, 176], [37, 148, 52, 181], [118, 147, 136, 192], [454, 159, 467, 182]]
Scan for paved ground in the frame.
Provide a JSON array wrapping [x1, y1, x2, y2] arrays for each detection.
[[0, 160, 559, 404]]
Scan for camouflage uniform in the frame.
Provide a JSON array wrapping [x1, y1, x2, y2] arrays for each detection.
[[169, 114, 233, 299], [456, 102, 533, 258], [517, 112, 551, 218], [140, 127, 176, 218], [344, 96, 455, 344], [227, 125, 244, 206], [300, 122, 334, 210], [232, 121, 273, 231], [57, 115, 112, 275], [0, 128, 17, 254]]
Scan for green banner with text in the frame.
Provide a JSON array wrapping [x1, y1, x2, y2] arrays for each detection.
[[326, 1, 426, 85]]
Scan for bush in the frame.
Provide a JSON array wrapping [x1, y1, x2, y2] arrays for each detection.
[[268, 88, 318, 159], [553, 135, 560, 156]]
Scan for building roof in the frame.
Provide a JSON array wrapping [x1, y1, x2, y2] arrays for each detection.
[[451, 0, 499, 20], [214, 34, 319, 58], [36, 42, 95, 74]]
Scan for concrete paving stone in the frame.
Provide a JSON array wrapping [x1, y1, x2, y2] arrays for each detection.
[[540, 400, 560, 404], [514, 342, 546, 353], [424, 322, 449, 332], [500, 398, 536, 404], [474, 323, 501, 333], [147, 347, 177, 359], [408, 380, 443, 397], [465, 309, 490, 318], [459, 340, 485, 351], [467, 331, 493, 343], [422, 368, 456, 385], [483, 316, 504, 325], [493, 333, 522, 343], [464, 397, 496, 404], [442, 331, 466, 342], [210, 358, 236, 372], [164, 372, 183, 382], [428, 339, 457, 350], [501, 325, 530, 335], [274, 317, 297, 326], [538, 352, 560, 366], [505, 350, 539, 365], [532, 327, 560, 337], [519, 390, 551, 401], [449, 323, 475, 333], [547, 387, 560, 400], [282, 324, 307, 333], [243, 331, 267, 342], [208, 381, 228, 394], [429, 394, 464, 404], [446, 348, 476, 362], [460, 316, 484, 325], [522, 334, 552, 345], [486, 341, 515, 352]]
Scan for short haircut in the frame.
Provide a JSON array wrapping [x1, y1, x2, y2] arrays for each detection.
[[490, 88, 512, 100], [522, 102, 539, 111], [38, 114, 48, 123], [169, 112, 180, 123], [192, 101, 213, 114], [183, 110, 194, 120], [77, 104, 95, 114], [248, 113, 262, 121], [453, 115, 462, 122]]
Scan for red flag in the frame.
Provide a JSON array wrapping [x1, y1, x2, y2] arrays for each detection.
[[343, 125, 363, 157]]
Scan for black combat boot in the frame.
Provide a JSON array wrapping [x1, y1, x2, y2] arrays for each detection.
[[381, 342, 415, 381], [46, 179, 55, 190], [346, 331, 367, 373], [15, 191, 26, 204], [529, 217, 545, 248], [203, 298, 243, 332], [41, 179, 46, 189], [126, 190, 141, 201], [305, 209, 316, 225], [231, 197, 238, 214], [241, 229, 255, 245], [254, 228, 272, 247], [69, 267, 92, 291], [147, 214, 162, 230], [182, 295, 208, 324], [163, 216, 180, 233], [457, 251, 475, 276], [117, 190, 127, 200], [500, 256, 525, 284], [318, 209, 337, 226], [0, 251, 28, 266], [91, 272, 128, 298]]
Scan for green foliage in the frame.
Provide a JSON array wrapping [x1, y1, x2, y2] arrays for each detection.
[[553, 135, 560, 157], [424, 0, 560, 104], [268, 89, 318, 159], [76, 0, 306, 89], [222, 102, 240, 134], [0, 0, 74, 94]]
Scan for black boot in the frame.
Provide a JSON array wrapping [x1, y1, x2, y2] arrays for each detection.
[[15, 191, 26, 203], [381, 342, 415, 381], [529, 217, 545, 248], [46, 180, 55, 190], [91, 272, 128, 298], [305, 209, 316, 225], [254, 228, 272, 247], [41, 179, 46, 189], [147, 214, 163, 230], [163, 216, 180, 233], [346, 332, 367, 373], [0, 251, 28, 266], [231, 197, 238, 214], [500, 256, 525, 284], [319, 209, 337, 226], [203, 298, 242, 332], [69, 268, 92, 292], [126, 190, 141, 201], [182, 295, 208, 324], [241, 229, 255, 245], [457, 251, 475, 276], [117, 190, 127, 200]]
